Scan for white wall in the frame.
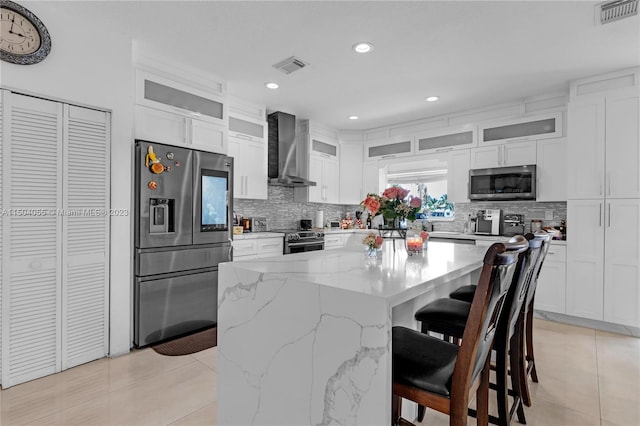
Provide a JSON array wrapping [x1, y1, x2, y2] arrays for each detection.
[[1, 2, 134, 355]]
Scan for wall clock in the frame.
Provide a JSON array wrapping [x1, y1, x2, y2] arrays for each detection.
[[0, 0, 51, 65]]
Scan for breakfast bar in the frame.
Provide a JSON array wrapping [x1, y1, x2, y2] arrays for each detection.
[[217, 241, 488, 425]]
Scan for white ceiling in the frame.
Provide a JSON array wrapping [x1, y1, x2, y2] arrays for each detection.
[[63, 0, 639, 130]]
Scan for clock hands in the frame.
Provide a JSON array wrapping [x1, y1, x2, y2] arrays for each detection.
[[7, 17, 26, 38]]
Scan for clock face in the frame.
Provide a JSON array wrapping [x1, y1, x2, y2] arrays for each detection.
[[0, 7, 41, 55], [0, 1, 50, 65]]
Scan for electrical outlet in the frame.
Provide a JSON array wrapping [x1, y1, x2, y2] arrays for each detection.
[[544, 210, 554, 220]]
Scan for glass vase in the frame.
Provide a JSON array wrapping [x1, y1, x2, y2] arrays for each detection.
[[365, 246, 379, 257]]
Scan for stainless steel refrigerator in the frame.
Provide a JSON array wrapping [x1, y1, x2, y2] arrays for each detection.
[[134, 140, 233, 347]]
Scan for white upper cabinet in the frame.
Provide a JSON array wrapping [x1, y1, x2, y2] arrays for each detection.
[[227, 110, 268, 200], [567, 87, 639, 200], [605, 89, 640, 199], [365, 136, 413, 160], [415, 125, 476, 154], [478, 112, 562, 145], [470, 140, 537, 169], [134, 69, 227, 154], [339, 142, 364, 205], [448, 150, 470, 203], [536, 138, 567, 202], [294, 121, 340, 204], [308, 136, 339, 203]]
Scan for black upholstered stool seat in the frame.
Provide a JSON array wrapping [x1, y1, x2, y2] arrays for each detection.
[[449, 284, 476, 303], [414, 298, 471, 339], [392, 326, 459, 397]]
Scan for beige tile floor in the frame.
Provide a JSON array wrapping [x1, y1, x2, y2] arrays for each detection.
[[0, 319, 638, 426]]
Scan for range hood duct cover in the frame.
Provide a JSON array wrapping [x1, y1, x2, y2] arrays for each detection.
[[267, 111, 316, 187]]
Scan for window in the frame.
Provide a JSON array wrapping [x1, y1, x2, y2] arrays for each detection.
[[385, 161, 455, 221]]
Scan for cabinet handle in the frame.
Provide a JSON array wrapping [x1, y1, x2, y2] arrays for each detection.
[[233, 133, 256, 141], [599, 203, 603, 227], [608, 203, 611, 227], [381, 155, 396, 159], [435, 147, 453, 152], [244, 176, 248, 195]]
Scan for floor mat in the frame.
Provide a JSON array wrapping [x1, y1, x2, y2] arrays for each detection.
[[152, 327, 217, 356]]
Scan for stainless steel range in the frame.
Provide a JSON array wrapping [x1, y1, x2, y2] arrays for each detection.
[[278, 229, 325, 254]]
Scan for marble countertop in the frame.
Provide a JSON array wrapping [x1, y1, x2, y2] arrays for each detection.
[[428, 231, 567, 245], [224, 241, 487, 307]]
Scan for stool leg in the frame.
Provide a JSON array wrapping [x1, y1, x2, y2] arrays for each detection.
[[476, 356, 491, 426], [519, 312, 533, 408], [525, 304, 539, 383], [509, 332, 527, 425], [392, 394, 401, 426], [495, 343, 509, 426], [417, 322, 428, 422]]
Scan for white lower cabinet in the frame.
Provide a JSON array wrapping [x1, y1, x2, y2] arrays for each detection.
[[1, 91, 110, 388], [566, 198, 640, 327], [534, 245, 566, 314], [232, 237, 283, 260], [324, 234, 346, 250], [603, 199, 640, 327]]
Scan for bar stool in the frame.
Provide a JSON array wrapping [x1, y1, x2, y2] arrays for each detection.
[[392, 242, 523, 426], [449, 232, 552, 408], [519, 231, 551, 406], [413, 235, 541, 426]]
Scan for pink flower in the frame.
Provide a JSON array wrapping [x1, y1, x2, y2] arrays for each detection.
[[374, 236, 384, 248], [397, 187, 410, 200], [362, 195, 381, 216], [382, 187, 399, 200], [409, 196, 422, 208], [420, 231, 429, 240]]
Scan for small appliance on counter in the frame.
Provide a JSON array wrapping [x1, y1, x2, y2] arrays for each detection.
[[329, 220, 341, 229], [502, 214, 525, 237], [300, 219, 313, 230], [251, 216, 267, 232], [475, 209, 503, 236]]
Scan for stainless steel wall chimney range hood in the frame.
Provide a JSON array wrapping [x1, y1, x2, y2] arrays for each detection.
[[267, 111, 317, 187]]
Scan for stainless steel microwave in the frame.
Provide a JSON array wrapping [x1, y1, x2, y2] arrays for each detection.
[[469, 165, 536, 201]]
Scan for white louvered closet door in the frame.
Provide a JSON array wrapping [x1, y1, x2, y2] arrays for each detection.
[[2, 93, 63, 388], [1, 92, 110, 388], [61, 105, 110, 370]]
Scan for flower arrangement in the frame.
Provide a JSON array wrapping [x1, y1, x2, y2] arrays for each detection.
[[362, 232, 384, 250], [360, 185, 423, 223]]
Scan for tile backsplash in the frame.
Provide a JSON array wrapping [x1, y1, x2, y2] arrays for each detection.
[[234, 186, 360, 230], [235, 187, 567, 235]]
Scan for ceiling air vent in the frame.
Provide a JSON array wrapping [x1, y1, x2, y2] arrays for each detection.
[[600, 0, 638, 24], [273, 56, 308, 74]]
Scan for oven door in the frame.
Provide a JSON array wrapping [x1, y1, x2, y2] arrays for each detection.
[[284, 240, 324, 255], [193, 151, 234, 245]]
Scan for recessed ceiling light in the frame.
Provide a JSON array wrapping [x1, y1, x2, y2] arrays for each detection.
[[265, 82, 279, 89], [348, 115, 359, 120], [352, 42, 374, 53], [425, 96, 440, 102]]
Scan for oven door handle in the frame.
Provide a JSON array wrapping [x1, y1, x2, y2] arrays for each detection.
[[286, 241, 324, 247]]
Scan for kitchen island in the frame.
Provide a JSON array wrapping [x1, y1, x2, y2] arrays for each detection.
[[217, 241, 488, 425]]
